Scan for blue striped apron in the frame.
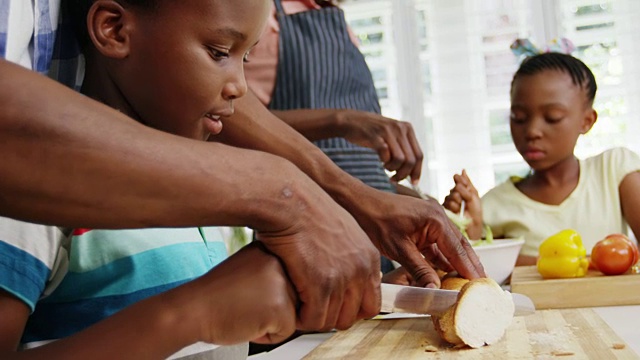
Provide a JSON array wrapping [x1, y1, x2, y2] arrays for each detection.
[[269, 0, 393, 193], [270, 0, 395, 272]]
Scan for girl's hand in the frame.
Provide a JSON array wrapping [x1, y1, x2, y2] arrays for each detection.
[[443, 170, 483, 239]]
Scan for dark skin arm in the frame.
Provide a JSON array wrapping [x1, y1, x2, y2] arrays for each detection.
[[0, 244, 297, 359], [215, 91, 486, 288], [270, 109, 423, 183], [0, 58, 380, 332], [271, 109, 427, 199], [0, 59, 309, 231]]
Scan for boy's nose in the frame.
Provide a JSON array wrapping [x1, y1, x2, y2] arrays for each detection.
[[222, 70, 248, 101]]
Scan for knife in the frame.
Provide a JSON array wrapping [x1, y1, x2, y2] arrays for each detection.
[[380, 283, 535, 316]]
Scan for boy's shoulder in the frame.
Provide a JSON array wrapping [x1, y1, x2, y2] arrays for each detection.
[[0, 218, 68, 311]]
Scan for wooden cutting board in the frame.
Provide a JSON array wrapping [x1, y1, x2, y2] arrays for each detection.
[[511, 266, 640, 309], [303, 309, 637, 359]]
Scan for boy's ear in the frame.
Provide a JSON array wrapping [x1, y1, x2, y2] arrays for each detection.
[[580, 108, 598, 135], [86, 1, 133, 59]]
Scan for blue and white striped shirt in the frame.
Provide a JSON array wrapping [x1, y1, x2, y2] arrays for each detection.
[[0, 0, 83, 88], [0, 3, 234, 358]]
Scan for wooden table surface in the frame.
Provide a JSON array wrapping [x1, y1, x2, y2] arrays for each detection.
[[301, 308, 638, 359]]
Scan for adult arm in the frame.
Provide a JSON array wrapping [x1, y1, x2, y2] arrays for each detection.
[[394, 183, 427, 199], [215, 91, 486, 287], [0, 59, 381, 331], [0, 243, 297, 359], [0, 59, 310, 230], [270, 108, 423, 183]]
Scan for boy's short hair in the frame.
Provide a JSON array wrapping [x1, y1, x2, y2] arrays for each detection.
[[512, 53, 597, 105], [66, 0, 160, 50]]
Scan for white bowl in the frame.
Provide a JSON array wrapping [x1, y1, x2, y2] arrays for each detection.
[[469, 238, 525, 285]]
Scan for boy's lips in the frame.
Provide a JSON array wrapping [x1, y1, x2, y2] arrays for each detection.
[[205, 113, 222, 122], [204, 113, 223, 135]]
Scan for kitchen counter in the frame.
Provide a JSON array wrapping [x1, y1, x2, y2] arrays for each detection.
[[250, 305, 640, 359]]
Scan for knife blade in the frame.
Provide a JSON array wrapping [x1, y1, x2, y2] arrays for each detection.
[[380, 283, 535, 316]]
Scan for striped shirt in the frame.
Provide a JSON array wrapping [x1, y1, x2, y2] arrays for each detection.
[[0, 0, 83, 88], [0, 3, 237, 357], [0, 224, 227, 345]]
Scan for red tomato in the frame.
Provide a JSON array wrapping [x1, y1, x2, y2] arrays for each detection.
[[591, 235, 638, 275], [604, 234, 639, 265]]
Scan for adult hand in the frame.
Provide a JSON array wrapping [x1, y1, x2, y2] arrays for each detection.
[[255, 179, 381, 332], [381, 265, 446, 286], [337, 110, 423, 184], [349, 188, 485, 288], [442, 170, 483, 240], [381, 266, 414, 286]]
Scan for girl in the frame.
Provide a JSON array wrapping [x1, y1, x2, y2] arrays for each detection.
[[443, 50, 640, 266]]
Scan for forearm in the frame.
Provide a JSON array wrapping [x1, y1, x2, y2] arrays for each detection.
[[394, 183, 441, 200], [217, 92, 379, 223], [0, 59, 313, 231], [270, 108, 348, 141], [6, 289, 201, 360]]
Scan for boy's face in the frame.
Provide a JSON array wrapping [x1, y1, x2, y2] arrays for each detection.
[[509, 69, 596, 171], [109, 0, 270, 140]]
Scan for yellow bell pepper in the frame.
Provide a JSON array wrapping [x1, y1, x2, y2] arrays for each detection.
[[537, 229, 589, 279]]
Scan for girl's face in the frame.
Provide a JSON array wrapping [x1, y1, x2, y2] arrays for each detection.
[[509, 69, 596, 171], [111, 0, 270, 140]]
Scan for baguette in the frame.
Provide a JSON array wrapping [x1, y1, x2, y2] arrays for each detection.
[[432, 278, 514, 348]]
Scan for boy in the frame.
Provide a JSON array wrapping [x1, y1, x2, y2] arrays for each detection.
[[0, 1, 308, 358]]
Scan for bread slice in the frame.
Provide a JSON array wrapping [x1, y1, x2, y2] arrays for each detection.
[[440, 277, 469, 291], [432, 278, 514, 348]]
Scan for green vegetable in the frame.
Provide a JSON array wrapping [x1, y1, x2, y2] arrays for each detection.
[[444, 208, 493, 247]]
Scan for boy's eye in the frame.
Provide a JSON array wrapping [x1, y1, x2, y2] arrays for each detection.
[[546, 117, 563, 123], [243, 51, 251, 63], [208, 47, 230, 61]]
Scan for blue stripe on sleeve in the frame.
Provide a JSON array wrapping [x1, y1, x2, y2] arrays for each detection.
[[23, 280, 192, 343], [0, 0, 10, 58], [0, 33, 7, 59], [34, 31, 56, 73], [33, 0, 55, 73], [0, 241, 50, 311], [43, 242, 224, 302]]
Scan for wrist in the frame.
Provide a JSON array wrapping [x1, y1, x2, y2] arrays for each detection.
[[152, 286, 205, 347], [332, 109, 353, 137], [330, 179, 383, 232], [466, 221, 484, 240], [241, 155, 326, 233]]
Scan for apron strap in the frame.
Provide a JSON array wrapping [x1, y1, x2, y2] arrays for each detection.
[[273, 0, 285, 15]]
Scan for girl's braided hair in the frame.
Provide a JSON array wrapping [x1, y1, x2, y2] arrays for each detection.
[[512, 52, 597, 105]]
